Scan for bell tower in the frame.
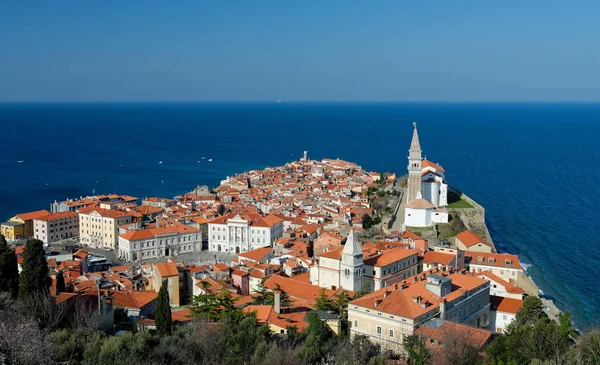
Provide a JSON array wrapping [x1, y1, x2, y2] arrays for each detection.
[[340, 229, 363, 291], [407, 122, 422, 202]]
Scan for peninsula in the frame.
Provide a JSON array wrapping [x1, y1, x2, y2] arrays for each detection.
[[0, 124, 572, 364]]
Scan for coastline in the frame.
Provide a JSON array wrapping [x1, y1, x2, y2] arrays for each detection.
[[457, 191, 564, 323]]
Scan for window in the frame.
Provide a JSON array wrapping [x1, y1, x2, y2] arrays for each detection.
[[354, 320, 358, 328], [376, 326, 382, 336], [389, 329, 394, 337]]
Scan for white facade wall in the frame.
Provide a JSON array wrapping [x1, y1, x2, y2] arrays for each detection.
[[431, 211, 449, 224], [439, 182, 448, 206], [79, 212, 132, 249], [208, 218, 283, 253], [33, 215, 79, 244], [490, 310, 516, 333], [118, 231, 202, 262], [468, 264, 522, 284], [405, 207, 432, 227], [422, 181, 439, 207]]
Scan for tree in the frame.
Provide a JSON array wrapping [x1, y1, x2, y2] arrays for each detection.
[[191, 282, 221, 320], [273, 284, 292, 308], [315, 288, 335, 312], [515, 296, 546, 326], [252, 278, 273, 305], [295, 312, 329, 363], [333, 290, 351, 318], [404, 335, 431, 365], [355, 280, 371, 298], [362, 214, 373, 229], [0, 234, 19, 298], [18, 238, 49, 299], [155, 279, 172, 337], [56, 270, 66, 295]]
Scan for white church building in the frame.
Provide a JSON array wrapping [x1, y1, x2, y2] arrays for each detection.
[[310, 229, 419, 292], [404, 124, 450, 227]]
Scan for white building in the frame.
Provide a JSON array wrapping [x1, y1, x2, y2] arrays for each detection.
[[207, 213, 284, 254], [465, 252, 524, 285], [310, 230, 418, 292], [405, 124, 449, 209], [348, 269, 491, 350], [421, 161, 448, 207], [118, 222, 202, 262], [489, 296, 523, 333], [78, 207, 134, 249], [33, 211, 79, 244], [404, 193, 434, 227]]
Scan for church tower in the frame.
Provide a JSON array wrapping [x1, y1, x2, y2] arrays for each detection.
[[340, 229, 364, 291], [407, 122, 423, 202]]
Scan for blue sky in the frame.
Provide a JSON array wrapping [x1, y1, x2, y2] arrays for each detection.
[[1, 1, 599, 101]]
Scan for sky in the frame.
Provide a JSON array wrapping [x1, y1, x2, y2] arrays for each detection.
[[0, 1, 599, 102]]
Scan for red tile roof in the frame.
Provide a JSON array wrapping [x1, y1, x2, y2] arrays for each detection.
[[456, 230, 491, 248], [112, 290, 158, 309], [14, 210, 51, 221], [423, 251, 455, 266], [154, 261, 179, 277], [490, 295, 523, 314]]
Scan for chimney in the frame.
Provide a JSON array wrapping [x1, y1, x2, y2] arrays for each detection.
[[439, 298, 447, 320], [274, 291, 281, 314]]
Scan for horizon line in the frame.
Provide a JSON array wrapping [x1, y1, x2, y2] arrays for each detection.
[[1, 100, 600, 104]]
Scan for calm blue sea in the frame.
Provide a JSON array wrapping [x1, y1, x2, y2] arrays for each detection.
[[1, 102, 599, 328]]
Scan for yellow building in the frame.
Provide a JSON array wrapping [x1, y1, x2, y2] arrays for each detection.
[[1, 210, 50, 240], [455, 230, 493, 253], [151, 261, 183, 307], [78, 207, 133, 249]]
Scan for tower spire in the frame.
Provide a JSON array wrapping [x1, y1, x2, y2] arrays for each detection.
[[409, 122, 421, 158], [407, 122, 423, 201]]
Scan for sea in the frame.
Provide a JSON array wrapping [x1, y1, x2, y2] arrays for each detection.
[[0, 102, 599, 329]]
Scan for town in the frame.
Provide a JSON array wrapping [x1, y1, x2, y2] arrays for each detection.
[[0, 125, 583, 364]]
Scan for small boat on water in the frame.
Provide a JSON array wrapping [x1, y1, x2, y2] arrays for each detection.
[[201, 157, 206, 160], [158, 161, 163, 164], [17, 160, 24, 163], [208, 158, 213, 162]]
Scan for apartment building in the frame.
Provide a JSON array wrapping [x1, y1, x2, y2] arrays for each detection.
[[33, 211, 79, 244]]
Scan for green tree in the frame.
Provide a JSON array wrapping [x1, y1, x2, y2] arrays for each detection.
[[56, 270, 66, 294], [295, 312, 329, 363], [18, 238, 49, 299], [0, 234, 19, 298], [362, 214, 373, 229], [515, 296, 546, 326], [403, 334, 431, 365], [155, 279, 172, 337], [191, 281, 221, 320], [273, 283, 292, 308], [252, 278, 274, 305], [315, 288, 335, 312], [355, 280, 372, 298]]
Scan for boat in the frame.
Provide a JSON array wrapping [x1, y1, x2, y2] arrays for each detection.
[[201, 157, 206, 159], [17, 160, 24, 163], [158, 161, 163, 164], [208, 158, 213, 162]]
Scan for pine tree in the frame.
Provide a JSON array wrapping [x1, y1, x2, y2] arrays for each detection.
[[56, 270, 65, 294], [252, 278, 273, 305], [155, 279, 172, 336], [18, 238, 49, 299], [315, 288, 335, 312], [273, 283, 292, 308], [0, 234, 19, 298]]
